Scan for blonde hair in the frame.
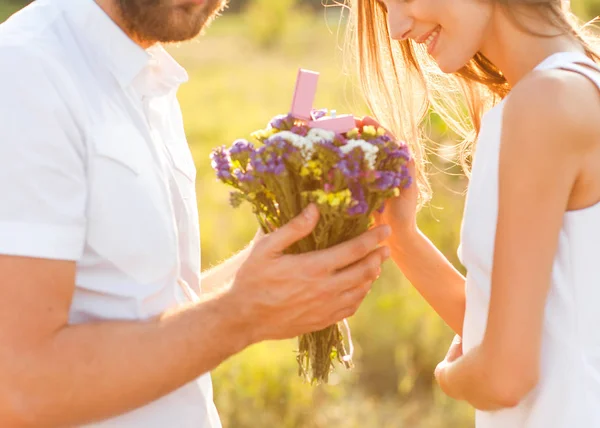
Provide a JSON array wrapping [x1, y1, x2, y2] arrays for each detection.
[[345, 0, 600, 205]]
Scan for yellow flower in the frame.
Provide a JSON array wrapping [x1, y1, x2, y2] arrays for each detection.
[[339, 189, 352, 204], [250, 130, 264, 140], [307, 189, 353, 209], [251, 128, 277, 141], [346, 128, 359, 139], [315, 190, 328, 204], [362, 125, 377, 138], [300, 160, 323, 179], [330, 190, 352, 207], [377, 127, 387, 137]]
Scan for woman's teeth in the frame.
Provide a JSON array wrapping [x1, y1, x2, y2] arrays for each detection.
[[425, 27, 440, 47]]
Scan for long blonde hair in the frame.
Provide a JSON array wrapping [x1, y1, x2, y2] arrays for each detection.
[[345, 0, 600, 204]]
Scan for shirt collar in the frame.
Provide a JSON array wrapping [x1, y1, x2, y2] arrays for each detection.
[[134, 45, 189, 97], [57, 0, 188, 96]]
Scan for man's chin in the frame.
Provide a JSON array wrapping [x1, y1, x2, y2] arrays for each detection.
[[128, 0, 227, 45], [138, 17, 206, 44]]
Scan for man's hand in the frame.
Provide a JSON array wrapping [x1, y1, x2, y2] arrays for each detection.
[[227, 204, 391, 341]]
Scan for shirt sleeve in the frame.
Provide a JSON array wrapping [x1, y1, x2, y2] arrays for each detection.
[[0, 45, 87, 261]]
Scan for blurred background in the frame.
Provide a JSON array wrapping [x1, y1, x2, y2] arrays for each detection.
[[2, 0, 600, 427]]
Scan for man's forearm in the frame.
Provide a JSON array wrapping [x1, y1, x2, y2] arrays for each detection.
[[2, 291, 251, 427], [201, 246, 252, 293], [391, 228, 466, 335]]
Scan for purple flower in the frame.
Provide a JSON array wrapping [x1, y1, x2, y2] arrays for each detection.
[[250, 148, 286, 176], [233, 168, 254, 183], [374, 171, 398, 190], [230, 139, 254, 155], [290, 125, 309, 137], [210, 146, 232, 180], [395, 163, 412, 189], [335, 159, 361, 180], [387, 146, 411, 161], [269, 114, 295, 130], [318, 141, 343, 158], [250, 151, 267, 173], [373, 163, 412, 191], [311, 108, 328, 120], [228, 139, 254, 167], [217, 169, 232, 180], [265, 135, 300, 160], [348, 200, 368, 216], [347, 184, 368, 216], [369, 137, 388, 148], [265, 135, 288, 150]]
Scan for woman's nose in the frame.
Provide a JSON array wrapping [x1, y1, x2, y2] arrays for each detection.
[[387, 3, 413, 40]]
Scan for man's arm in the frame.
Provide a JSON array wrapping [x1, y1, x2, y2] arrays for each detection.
[[0, 207, 391, 427], [0, 257, 250, 427], [200, 233, 258, 293], [0, 46, 390, 426]]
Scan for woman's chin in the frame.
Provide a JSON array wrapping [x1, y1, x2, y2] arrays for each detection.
[[435, 56, 470, 75]]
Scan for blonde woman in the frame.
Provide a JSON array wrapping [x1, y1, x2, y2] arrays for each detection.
[[349, 0, 600, 426]]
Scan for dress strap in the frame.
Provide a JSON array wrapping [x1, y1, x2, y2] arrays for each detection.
[[556, 62, 600, 92], [534, 51, 600, 93], [534, 51, 596, 71]]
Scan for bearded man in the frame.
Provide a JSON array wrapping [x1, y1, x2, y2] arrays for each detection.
[[0, 0, 390, 426]]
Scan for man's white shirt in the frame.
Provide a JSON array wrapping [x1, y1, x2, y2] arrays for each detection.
[[0, 0, 221, 426]]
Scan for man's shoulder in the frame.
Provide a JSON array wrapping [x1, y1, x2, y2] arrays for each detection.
[[0, 1, 71, 76], [0, 13, 84, 139], [0, 43, 70, 106], [0, 5, 89, 117]]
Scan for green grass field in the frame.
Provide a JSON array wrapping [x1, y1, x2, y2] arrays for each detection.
[[0, 1, 475, 426]]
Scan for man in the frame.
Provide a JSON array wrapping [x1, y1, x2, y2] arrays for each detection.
[[0, 0, 390, 426]]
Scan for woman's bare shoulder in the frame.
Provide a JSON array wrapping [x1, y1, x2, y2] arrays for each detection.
[[503, 67, 600, 154]]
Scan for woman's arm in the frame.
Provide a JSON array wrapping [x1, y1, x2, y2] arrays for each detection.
[[390, 228, 466, 335], [361, 114, 466, 335], [437, 70, 596, 410]]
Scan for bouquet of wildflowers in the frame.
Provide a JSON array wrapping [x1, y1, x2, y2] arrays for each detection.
[[210, 70, 412, 384]]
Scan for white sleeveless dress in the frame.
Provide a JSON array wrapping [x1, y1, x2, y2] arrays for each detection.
[[459, 51, 600, 428]]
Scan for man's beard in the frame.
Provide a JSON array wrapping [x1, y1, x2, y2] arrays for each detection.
[[117, 0, 228, 44]]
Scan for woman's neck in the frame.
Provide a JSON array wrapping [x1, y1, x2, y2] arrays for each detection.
[[479, 6, 584, 86]]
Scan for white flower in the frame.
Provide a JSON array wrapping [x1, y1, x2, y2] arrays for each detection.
[[306, 128, 335, 144], [340, 139, 379, 169], [270, 131, 314, 159]]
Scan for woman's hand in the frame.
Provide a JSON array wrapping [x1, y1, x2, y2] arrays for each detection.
[[359, 116, 419, 240], [357, 117, 466, 335], [434, 334, 463, 395]]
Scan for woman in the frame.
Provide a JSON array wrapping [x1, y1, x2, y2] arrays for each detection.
[[348, 0, 600, 426]]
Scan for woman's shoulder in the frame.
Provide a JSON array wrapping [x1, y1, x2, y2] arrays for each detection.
[[502, 66, 600, 155]]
